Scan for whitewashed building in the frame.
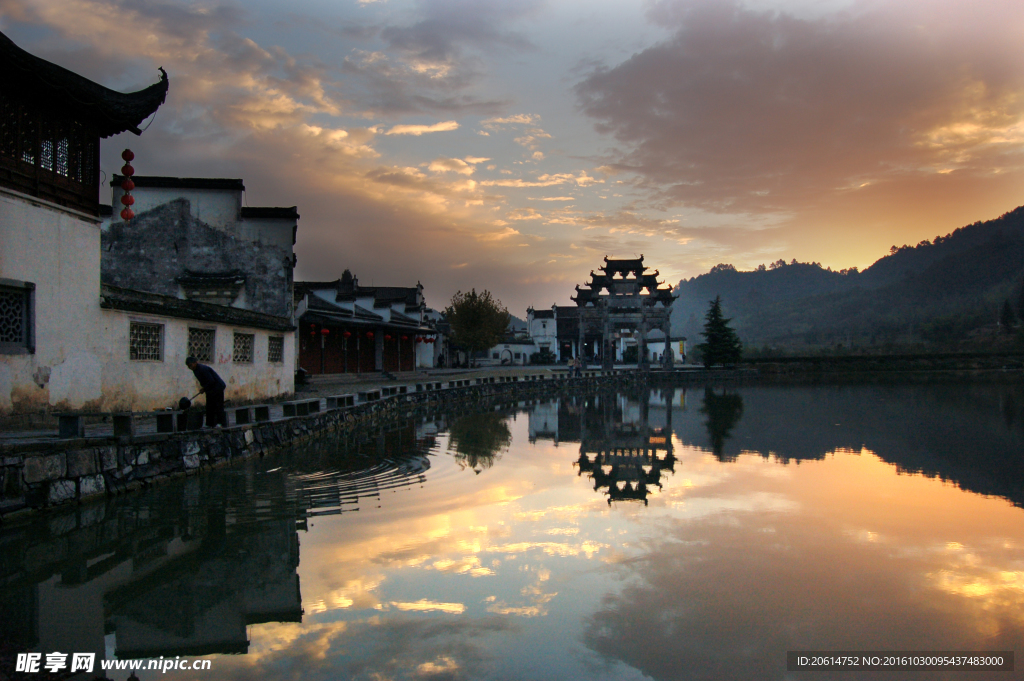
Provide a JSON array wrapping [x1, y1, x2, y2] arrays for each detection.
[[0, 31, 297, 416]]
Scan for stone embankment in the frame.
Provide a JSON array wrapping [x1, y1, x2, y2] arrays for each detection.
[[2, 368, 698, 518]]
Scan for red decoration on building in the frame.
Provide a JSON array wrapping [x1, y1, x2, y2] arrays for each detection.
[[343, 331, 351, 338], [384, 334, 392, 341], [367, 332, 374, 339], [120, 149, 136, 221], [321, 328, 330, 335], [402, 335, 408, 341]]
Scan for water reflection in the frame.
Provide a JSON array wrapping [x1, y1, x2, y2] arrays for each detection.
[[447, 411, 511, 474], [0, 422, 437, 664], [700, 387, 744, 460], [1, 382, 1023, 680], [566, 391, 677, 505]]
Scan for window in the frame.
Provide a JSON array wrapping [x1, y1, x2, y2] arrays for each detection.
[[188, 327, 215, 362], [268, 336, 284, 363], [514, 353, 521, 359], [129, 322, 163, 361], [492, 352, 499, 359], [233, 332, 254, 363], [0, 280, 34, 354]]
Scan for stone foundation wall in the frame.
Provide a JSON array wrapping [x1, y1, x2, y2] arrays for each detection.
[[0, 372, 649, 518]]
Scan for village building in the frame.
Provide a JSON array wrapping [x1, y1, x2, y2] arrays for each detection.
[[477, 335, 536, 367], [1, 30, 166, 415], [569, 256, 677, 369], [522, 256, 679, 367], [0, 30, 298, 415], [294, 271, 436, 375], [100, 176, 299, 406]]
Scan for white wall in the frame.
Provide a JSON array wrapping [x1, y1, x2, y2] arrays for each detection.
[[1, 188, 295, 415], [0, 189, 106, 414], [99, 311, 295, 410]]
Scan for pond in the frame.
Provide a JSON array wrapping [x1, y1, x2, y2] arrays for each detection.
[[2, 380, 1024, 680]]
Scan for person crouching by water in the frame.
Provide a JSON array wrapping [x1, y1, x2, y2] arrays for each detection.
[[186, 356, 226, 428]]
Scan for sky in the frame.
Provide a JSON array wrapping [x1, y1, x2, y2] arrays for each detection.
[[3, 0, 1024, 315]]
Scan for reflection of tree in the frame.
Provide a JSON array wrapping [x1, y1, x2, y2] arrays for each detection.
[[701, 388, 744, 460], [448, 412, 512, 473]]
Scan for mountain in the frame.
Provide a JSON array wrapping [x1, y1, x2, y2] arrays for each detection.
[[672, 206, 1024, 350]]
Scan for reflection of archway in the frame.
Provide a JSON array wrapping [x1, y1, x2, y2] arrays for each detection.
[[574, 388, 676, 505], [500, 348, 514, 364]]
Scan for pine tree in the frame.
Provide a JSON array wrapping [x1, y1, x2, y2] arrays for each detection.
[[1017, 280, 1024, 322], [1001, 299, 1016, 333], [696, 296, 743, 367]]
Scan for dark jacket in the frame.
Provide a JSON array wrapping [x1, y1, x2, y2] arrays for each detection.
[[192, 363, 226, 393]]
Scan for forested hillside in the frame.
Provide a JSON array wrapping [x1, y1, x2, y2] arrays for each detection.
[[672, 206, 1024, 351]]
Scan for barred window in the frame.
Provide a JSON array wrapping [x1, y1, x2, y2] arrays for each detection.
[[130, 322, 163, 361], [233, 332, 254, 363], [188, 327, 215, 362], [0, 280, 34, 354], [268, 335, 284, 363]]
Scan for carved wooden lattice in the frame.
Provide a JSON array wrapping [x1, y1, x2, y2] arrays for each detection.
[[0, 288, 27, 345], [129, 322, 163, 361], [0, 91, 99, 214], [233, 332, 254, 363], [188, 327, 215, 362], [268, 336, 284, 363]]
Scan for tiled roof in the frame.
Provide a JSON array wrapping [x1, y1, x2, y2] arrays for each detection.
[[1, 31, 168, 138], [100, 284, 293, 331]]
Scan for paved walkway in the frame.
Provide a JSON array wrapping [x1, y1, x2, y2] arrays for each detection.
[[295, 365, 568, 398], [1, 364, 694, 445]]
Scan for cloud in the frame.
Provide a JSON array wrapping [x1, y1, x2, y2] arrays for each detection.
[[506, 208, 543, 221], [429, 157, 475, 174], [481, 172, 596, 188], [574, 0, 1024, 214], [386, 120, 460, 135], [482, 114, 541, 128]]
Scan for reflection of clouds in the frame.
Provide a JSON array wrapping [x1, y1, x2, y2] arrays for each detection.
[[229, 616, 515, 681], [485, 568, 558, 618], [378, 599, 467, 614], [581, 451, 1024, 680], [306, 575, 386, 615], [488, 541, 607, 559]]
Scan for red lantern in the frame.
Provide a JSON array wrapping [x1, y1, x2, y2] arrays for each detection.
[[121, 163, 135, 177], [343, 331, 351, 338], [367, 332, 374, 339], [120, 194, 135, 206], [402, 335, 408, 341], [415, 337, 422, 343], [120, 207, 134, 221], [385, 334, 392, 341], [120, 178, 135, 192], [121, 149, 135, 162], [310, 324, 316, 330], [321, 328, 330, 336]]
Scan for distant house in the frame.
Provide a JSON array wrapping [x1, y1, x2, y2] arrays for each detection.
[[526, 307, 557, 358], [0, 30, 167, 415], [295, 270, 436, 374], [477, 335, 536, 367]]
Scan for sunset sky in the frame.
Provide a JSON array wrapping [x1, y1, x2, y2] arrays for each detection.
[[4, 0, 1024, 315]]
